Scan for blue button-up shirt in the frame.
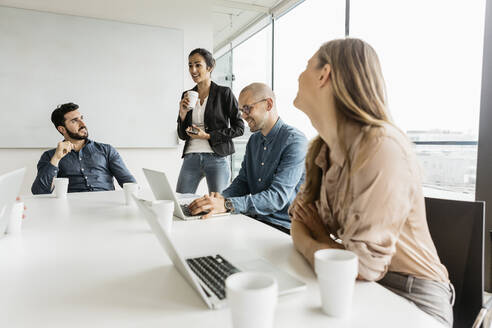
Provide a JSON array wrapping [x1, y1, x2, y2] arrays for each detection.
[[31, 139, 136, 194], [222, 118, 307, 229]]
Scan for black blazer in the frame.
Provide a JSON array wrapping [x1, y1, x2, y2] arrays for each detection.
[[177, 81, 244, 157]]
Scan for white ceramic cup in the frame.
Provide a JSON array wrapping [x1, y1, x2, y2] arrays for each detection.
[[226, 272, 278, 328], [186, 91, 199, 110], [151, 200, 174, 232], [123, 183, 139, 206], [6, 202, 24, 235], [53, 178, 69, 199], [314, 249, 358, 317]]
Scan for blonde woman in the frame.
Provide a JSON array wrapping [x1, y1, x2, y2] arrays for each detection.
[[290, 38, 454, 327]]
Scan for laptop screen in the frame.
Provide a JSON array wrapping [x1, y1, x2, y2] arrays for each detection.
[[132, 194, 211, 305]]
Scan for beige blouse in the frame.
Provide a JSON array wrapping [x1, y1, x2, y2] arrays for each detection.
[[293, 123, 449, 282]]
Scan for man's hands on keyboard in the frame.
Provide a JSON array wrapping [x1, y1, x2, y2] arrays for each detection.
[[181, 204, 209, 217], [187, 193, 227, 219]]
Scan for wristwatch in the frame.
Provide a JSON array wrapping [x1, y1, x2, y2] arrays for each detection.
[[224, 198, 234, 213]]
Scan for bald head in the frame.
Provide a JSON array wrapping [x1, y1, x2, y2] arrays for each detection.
[[239, 82, 279, 136], [240, 82, 276, 111]]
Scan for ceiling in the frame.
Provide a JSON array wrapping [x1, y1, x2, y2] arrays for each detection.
[[212, 0, 287, 52]]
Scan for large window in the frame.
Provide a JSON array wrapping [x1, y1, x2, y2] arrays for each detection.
[[274, 0, 346, 140], [351, 0, 485, 199], [214, 51, 232, 89], [215, 0, 486, 199], [231, 24, 272, 97], [220, 24, 273, 178]]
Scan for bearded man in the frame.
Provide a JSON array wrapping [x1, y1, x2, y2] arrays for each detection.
[[32, 102, 136, 194]]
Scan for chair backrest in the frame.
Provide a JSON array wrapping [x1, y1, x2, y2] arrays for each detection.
[[425, 197, 485, 328]]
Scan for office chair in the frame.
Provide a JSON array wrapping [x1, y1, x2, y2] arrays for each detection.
[[476, 231, 492, 327], [425, 197, 490, 328]]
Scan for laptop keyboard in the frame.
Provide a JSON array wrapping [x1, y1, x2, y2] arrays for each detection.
[[186, 255, 240, 300], [180, 204, 208, 217]]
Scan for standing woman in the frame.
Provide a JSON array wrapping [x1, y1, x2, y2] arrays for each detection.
[[290, 39, 454, 327], [177, 48, 244, 194]]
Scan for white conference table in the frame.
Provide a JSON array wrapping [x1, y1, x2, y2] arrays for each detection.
[[0, 190, 443, 328]]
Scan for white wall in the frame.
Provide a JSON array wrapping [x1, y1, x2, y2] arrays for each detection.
[[0, 0, 213, 195]]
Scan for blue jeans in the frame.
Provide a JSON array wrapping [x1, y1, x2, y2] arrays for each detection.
[[176, 153, 231, 194]]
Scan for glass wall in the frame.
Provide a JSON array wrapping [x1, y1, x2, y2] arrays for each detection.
[[231, 24, 272, 97], [216, 0, 486, 199], [274, 0, 346, 140], [350, 0, 485, 199], [229, 24, 273, 178], [214, 50, 232, 89]]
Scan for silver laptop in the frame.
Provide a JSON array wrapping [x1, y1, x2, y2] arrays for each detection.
[[143, 168, 229, 220], [133, 194, 306, 309], [0, 168, 26, 236]]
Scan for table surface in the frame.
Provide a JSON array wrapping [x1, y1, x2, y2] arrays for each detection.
[[0, 191, 443, 327]]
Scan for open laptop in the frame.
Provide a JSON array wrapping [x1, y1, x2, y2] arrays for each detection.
[[133, 194, 306, 309], [143, 168, 230, 220], [0, 168, 26, 236]]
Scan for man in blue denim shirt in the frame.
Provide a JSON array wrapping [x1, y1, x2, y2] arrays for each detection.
[[32, 103, 136, 194], [189, 83, 307, 233]]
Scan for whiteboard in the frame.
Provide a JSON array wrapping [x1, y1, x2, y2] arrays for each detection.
[[0, 6, 183, 148]]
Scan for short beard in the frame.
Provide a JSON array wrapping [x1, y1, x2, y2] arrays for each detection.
[[249, 125, 260, 133], [249, 115, 267, 133], [66, 127, 88, 141]]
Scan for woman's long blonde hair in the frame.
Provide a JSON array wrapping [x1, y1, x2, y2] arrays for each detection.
[[304, 38, 392, 203]]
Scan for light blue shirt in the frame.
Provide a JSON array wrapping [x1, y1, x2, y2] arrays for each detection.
[[222, 118, 307, 229]]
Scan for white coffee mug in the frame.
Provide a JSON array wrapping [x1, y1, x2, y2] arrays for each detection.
[[151, 200, 174, 232], [186, 91, 199, 110], [123, 183, 139, 206], [6, 202, 24, 235], [314, 249, 358, 317], [53, 178, 69, 199], [226, 272, 278, 328]]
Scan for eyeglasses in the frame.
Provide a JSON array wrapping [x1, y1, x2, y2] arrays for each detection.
[[239, 98, 268, 115]]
